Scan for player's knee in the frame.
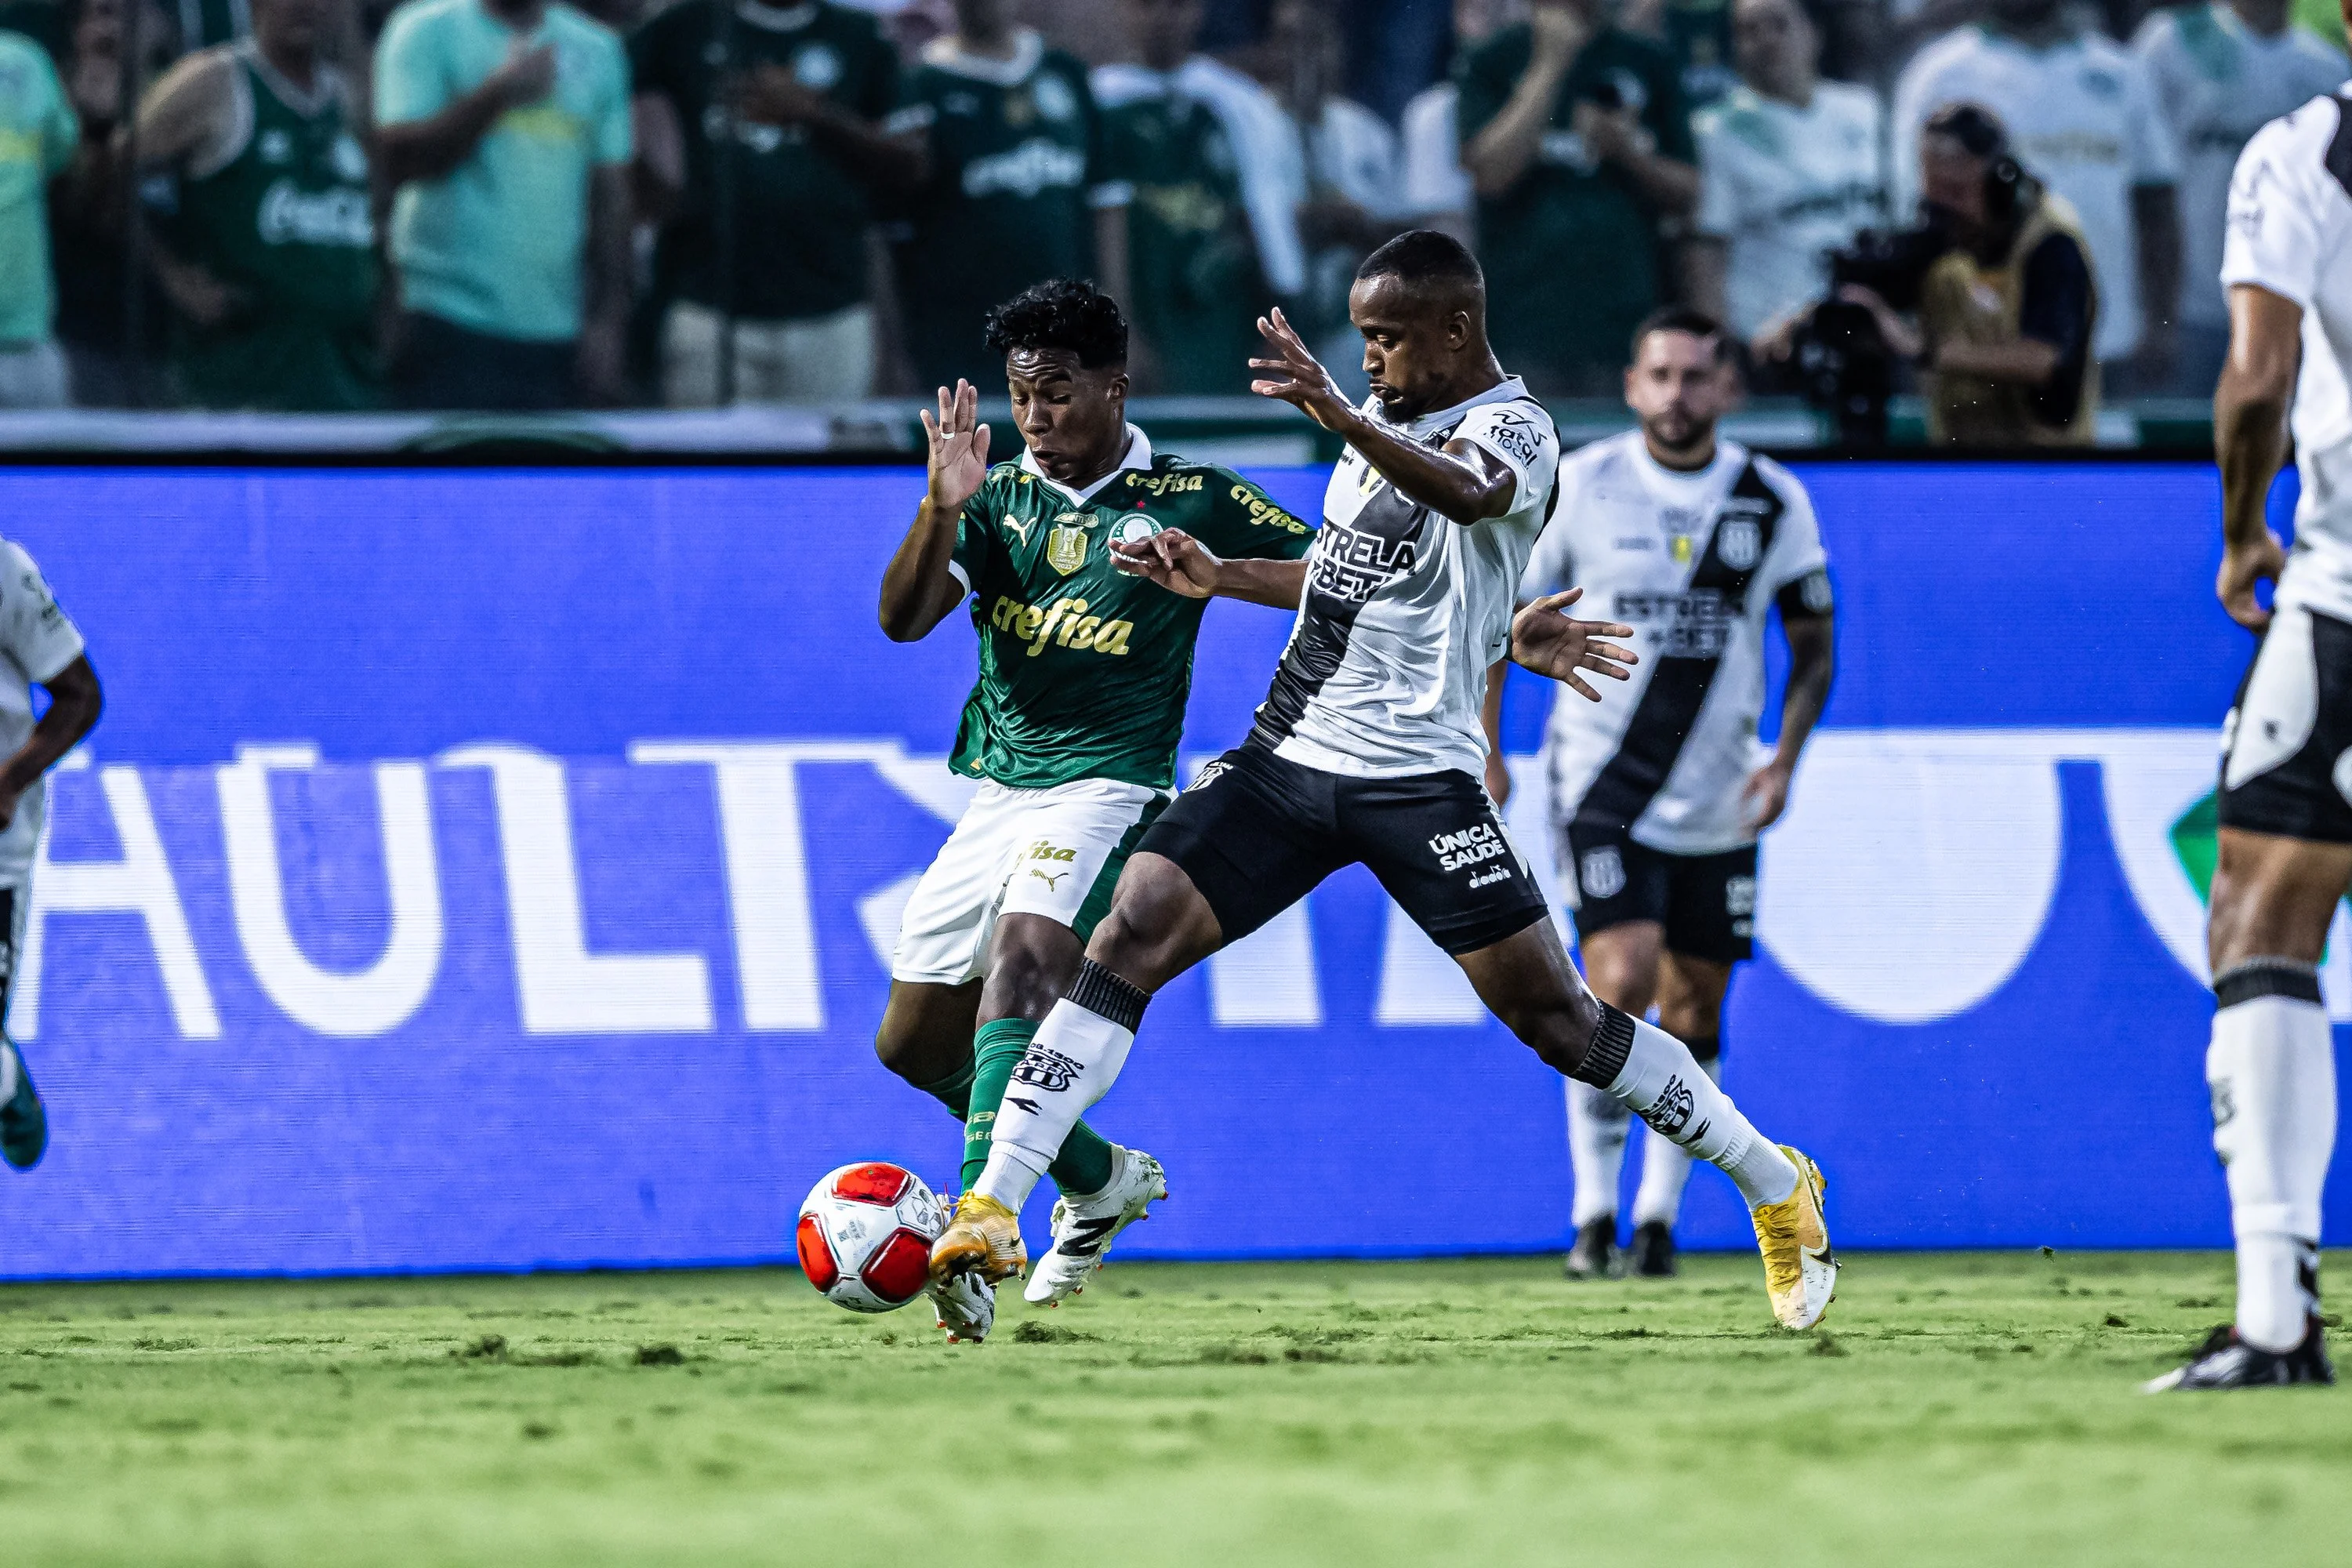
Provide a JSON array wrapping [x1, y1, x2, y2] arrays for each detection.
[[1085, 879, 1214, 989], [1501, 989, 1604, 1076], [872, 1016, 926, 1083], [978, 946, 1069, 1023]]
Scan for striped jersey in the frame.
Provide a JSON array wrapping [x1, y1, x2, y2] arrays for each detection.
[[1526, 430, 1831, 855], [2226, 89, 2352, 625], [1247, 376, 1561, 779]]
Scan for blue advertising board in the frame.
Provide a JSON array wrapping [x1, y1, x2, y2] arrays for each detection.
[[0, 459, 2333, 1279]]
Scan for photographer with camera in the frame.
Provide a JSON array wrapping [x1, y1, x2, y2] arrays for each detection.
[[1830, 104, 2098, 448]]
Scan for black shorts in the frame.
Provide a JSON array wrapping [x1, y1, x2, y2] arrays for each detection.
[[1142, 745, 1551, 956], [2218, 604, 2352, 844], [1555, 820, 1757, 964]]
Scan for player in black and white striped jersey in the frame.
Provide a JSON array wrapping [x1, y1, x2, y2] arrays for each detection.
[[933, 232, 1843, 1334], [1498, 308, 1836, 1281]]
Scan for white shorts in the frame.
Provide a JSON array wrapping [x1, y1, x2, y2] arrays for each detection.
[[890, 776, 1167, 987]]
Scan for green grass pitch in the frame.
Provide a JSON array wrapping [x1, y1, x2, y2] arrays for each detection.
[[0, 1251, 2341, 1566]]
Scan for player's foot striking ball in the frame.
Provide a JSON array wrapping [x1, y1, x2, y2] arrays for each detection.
[[939, 231, 1838, 1332], [2171, 80, 2351, 1385], [873, 280, 1312, 1333]]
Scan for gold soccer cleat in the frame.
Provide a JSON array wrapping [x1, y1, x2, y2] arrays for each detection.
[[1751, 1145, 1837, 1329], [929, 1192, 1028, 1289]]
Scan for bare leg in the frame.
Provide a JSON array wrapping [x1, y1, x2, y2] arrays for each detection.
[[2201, 828, 2350, 1353]]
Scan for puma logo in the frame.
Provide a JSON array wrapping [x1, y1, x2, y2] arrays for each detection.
[[1003, 515, 1036, 545], [1029, 868, 1069, 890]]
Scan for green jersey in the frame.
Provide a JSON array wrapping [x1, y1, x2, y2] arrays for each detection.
[[947, 434, 1314, 793], [168, 45, 380, 410], [1094, 73, 1268, 396], [1457, 25, 1693, 391], [627, 0, 898, 323], [887, 31, 1108, 391]]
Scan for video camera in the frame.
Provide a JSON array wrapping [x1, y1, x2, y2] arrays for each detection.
[[1782, 218, 1955, 446]]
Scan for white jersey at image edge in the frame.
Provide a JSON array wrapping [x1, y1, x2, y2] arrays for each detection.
[[0, 539, 85, 880], [1524, 431, 1828, 856], [2223, 88, 2352, 625], [1250, 377, 1560, 780]]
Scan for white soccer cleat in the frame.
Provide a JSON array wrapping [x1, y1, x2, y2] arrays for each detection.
[[927, 1269, 996, 1345], [1024, 1145, 1167, 1306]]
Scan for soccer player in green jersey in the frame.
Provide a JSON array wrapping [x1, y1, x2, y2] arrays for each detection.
[[884, 0, 1121, 393], [875, 278, 1314, 1341]]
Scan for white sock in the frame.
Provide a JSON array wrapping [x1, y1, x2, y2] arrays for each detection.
[[1566, 1079, 1632, 1226], [2209, 967, 2336, 1352], [0, 1043, 15, 1103], [975, 961, 1148, 1212], [1577, 1007, 1795, 1209], [1632, 1051, 1722, 1227]]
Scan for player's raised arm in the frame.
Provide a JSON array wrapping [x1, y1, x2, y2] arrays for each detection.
[[1250, 307, 1519, 527], [879, 379, 993, 642]]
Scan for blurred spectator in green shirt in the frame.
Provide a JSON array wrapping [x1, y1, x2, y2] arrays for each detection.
[[376, 0, 633, 409]]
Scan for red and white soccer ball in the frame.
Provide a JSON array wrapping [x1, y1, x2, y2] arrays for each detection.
[[796, 1162, 946, 1313]]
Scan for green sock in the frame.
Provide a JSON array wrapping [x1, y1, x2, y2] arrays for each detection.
[[909, 1058, 974, 1121], [964, 1018, 1118, 1198]]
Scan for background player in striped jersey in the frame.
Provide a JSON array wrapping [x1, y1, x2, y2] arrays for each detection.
[[1499, 307, 1835, 1279], [876, 279, 1315, 1342]]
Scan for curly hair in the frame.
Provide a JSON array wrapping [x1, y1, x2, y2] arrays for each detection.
[[982, 278, 1129, 370]]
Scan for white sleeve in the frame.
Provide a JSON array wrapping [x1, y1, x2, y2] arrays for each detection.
[[1694, 115, 1737, 240], [1455, 402, 1560, 521], [2221, 114, 2324, 310], [0, 543, 85, 686], [2123, 55, 2180, 186], [1760, 463, 1830, 594], [1519, 468, 1579, 602]]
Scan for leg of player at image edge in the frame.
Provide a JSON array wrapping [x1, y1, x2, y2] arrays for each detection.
[[0, 1035, 46, 1171], [2147, 961, 2337, 1392], [935, 962, 1837, 1330]]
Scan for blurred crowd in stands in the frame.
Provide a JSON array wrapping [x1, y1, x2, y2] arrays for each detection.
[[0, 0, 2336, 429]]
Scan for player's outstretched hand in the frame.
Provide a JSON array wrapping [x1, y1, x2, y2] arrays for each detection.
[[2218, 530, 2287, 632], [1110, 528, 1221, 598], [1511, 588, 1638, 701], [1250, 307, 1356, 433], [922, 379, 992, 516]]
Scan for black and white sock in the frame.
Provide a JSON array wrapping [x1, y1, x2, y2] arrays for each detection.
[[1632, 1039, 1721, 1228], [2209, 960, 2336, 1352], [975, 960, 1149, 1211], [1575, 1007, 1795, 1209]]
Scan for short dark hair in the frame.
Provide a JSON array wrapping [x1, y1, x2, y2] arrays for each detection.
[[1356, 229, 1485, 295], [1632, 305, 1731, 364], [1922, 101, 2011, 162], [983, 278, 1128, 369]]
